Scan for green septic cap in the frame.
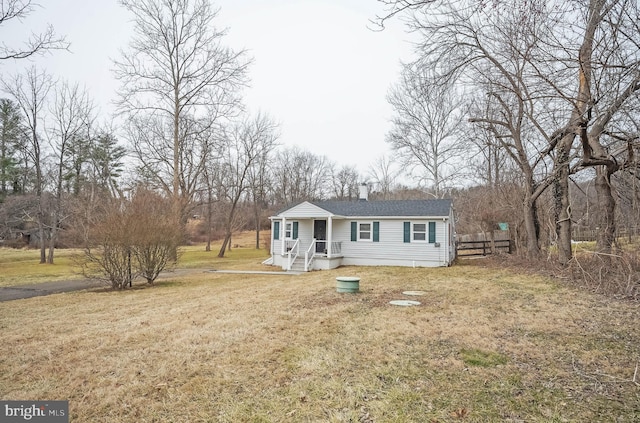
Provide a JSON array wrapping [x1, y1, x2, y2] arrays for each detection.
[[336, 276, 360, 293], [389, 300, 421, 306]]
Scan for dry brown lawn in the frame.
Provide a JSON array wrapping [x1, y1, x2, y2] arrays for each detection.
[[1, 251, 639, 422]]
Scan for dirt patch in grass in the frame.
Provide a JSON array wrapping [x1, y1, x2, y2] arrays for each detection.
[[1, 264, 638, 422]]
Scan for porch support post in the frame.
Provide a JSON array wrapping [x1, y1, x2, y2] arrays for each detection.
[[281, 217, 286, 256], [327, 216, 333, 258]]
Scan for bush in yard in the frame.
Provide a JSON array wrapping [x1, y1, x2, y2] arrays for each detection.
[[81, 188, 182, 289], [128, 189, 182, 284]]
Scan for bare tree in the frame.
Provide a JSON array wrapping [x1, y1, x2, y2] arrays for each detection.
[[0, 0, 68, 60], [198, 123, 222, 252], [466, 124, 511, 189], [126, 113, 211, 224], [330, 165, 360, 200], [273, 147, 333, 204], [114, 0, 250, 227], [47, 81, 94, 263], [367, 154, 401, 200], [247, 123, 277, 249], [387, 63, 467, 198], [379, 0, 640, 264], [217, 113, 278, 257], [2, 67, 52, 263], [383, 0, 582, 258], [576, 0, 640, 254]]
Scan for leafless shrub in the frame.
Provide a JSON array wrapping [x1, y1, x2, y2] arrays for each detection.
[[80, 188, 182, 289], [128, 189, 182, 284], [566, 252, 640, 300], [484, 251, 640, 301], [80, 199, 135, 289]]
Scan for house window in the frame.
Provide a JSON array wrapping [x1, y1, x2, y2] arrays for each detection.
[[285, 221, 298, 239], [404, 221, 436, 243], [351, 221, 380, 242], [359, 223, 371, 241], [274, 221, 280, 240], [413, 223, 427, 241]]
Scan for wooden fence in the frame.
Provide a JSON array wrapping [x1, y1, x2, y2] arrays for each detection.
[[456, 239, 512, 257]]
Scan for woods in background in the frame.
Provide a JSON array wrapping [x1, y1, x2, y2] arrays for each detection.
[[1, 0, 640, 275]]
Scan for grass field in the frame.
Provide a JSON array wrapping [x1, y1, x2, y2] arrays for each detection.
[[1, 236, 639, 422], [0, 231, 272, 287], [0, 248, 86, 287]]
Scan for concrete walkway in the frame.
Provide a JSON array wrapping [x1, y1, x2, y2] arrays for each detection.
[[209, 269, 302, 275]]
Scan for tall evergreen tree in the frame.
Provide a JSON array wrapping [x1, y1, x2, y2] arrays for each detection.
[[0, 98, 23, 197]]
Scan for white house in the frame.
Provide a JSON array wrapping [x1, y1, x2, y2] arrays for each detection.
[[268, 189, 455, 271]]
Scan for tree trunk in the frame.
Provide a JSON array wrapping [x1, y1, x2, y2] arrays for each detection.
[[523, 194, 541, 259], [38, 218, 46, 264], [489, 228, 495, 254], [171, 89, 181, 262], [218, 232, 231, 258], [555, 177, 573, 265], [205, 193, 212, 252], [47, 225, 56, 263], [254, 202, 260, 249], [37, 186, 46, 264], [554, 140, 573, 265], [595, 165, 616, 254]]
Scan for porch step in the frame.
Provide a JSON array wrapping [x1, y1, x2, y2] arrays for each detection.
[[290, 258, 308, 272]]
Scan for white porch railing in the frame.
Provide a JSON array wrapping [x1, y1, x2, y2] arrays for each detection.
[[304, 239, 316, 272], [286, 239, 299, 271], [331, 241, 342, 255]]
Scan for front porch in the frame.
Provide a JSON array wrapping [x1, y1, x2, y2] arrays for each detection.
[[270, 212, 345, 272], [277, 239, 344, 272]]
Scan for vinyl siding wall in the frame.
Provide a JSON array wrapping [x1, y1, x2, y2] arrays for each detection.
[[279, 202, 332, 218], [271, 215, 454, 268], [334, 218, 451, 267]]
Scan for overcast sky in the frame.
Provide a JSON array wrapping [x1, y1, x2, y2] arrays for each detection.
[[2, 0, 414, 175]]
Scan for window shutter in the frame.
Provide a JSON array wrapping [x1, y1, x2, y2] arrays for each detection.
[[403, 222, 410, 243], [429, 222, 436, 243], [274, 221, 280, 240], [373, 221, 380, 242], [293, 221, 299, 239], [351, 221, 357, 241]]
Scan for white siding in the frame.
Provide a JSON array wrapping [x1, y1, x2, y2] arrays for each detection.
[[270, 203, 457, 269], [271, 219, 282, 259], [333, 219, 452, 267], [279, 202, 332, 218]]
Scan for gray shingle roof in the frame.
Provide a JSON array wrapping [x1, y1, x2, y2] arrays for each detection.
[[309, 199, 453, 217]]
